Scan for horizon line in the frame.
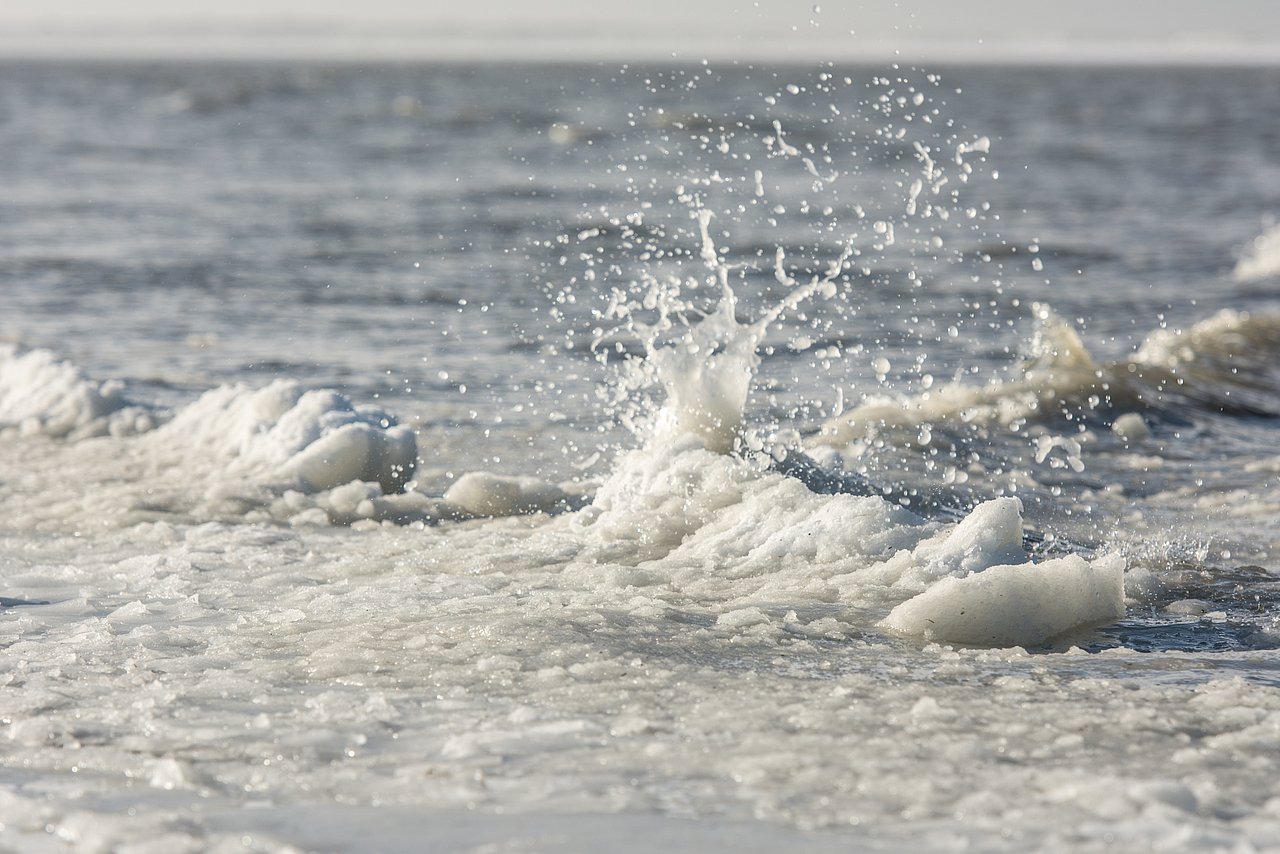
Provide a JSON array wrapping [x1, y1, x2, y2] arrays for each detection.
[[3, 24, 1280, 67]]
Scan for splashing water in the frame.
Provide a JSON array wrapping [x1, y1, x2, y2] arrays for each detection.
[[624, 208, 850, 454], [559, 66, 1009, 468]]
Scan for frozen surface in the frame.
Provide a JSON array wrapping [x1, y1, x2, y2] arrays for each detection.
[[1, 507, 1278, 853]]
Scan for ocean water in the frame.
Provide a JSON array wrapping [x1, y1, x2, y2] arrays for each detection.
[[3, 59, 1280, 851]]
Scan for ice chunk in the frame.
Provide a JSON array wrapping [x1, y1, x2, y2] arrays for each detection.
[[715, 607, 772, 630], [911, 497, 1027, 581], [444, 472, 580, 517], [881, 553, 1125, 647]]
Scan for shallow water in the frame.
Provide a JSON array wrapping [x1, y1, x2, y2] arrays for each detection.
[[3, 60, 1280, 851]]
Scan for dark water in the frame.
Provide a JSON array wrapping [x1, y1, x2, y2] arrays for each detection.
[[5, 62, 1279, 373]]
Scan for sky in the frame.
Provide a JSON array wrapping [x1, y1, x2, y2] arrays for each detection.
[[1, 0, 1278, 63]]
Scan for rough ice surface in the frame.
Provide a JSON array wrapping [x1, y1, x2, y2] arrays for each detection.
[[9, 312, 1280, 854], [0, 366, 423, 528], [818, 304, 1106, 438]]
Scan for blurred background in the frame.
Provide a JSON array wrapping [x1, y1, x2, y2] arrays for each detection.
[[2, 0, 1279, 64]]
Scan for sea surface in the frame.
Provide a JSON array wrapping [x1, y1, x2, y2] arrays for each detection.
[[3, 60, 1280, 852]]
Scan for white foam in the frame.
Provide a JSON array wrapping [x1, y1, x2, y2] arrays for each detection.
[[0, 345, 157, 439], [817, 304, 1280, 462], [284, 480, 447, 526], [569, 432, 1127, 653], [576, 433, 930, 578], [0, 349, 419, 505], [150, 380, 416, 494], [1234, 221, 1280, 282], [1132, 307, 1279, 372]]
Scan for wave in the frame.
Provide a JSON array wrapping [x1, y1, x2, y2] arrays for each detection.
[[1234, 221, 1280, 282], [815, 304, 1280, 446]]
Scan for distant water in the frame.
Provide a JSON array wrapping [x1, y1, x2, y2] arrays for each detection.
[[3, 60, 1280, 852]]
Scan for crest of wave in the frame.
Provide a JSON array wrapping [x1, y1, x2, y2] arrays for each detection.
[[1234, 221, 1280, 282]]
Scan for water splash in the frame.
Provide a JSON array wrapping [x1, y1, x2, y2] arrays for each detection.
[[640, 209, 856, 454], [549, 66, 1008, 465]]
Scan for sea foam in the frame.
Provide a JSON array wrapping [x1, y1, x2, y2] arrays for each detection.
[[1234, 221, 1280, 282], [151, 380, 416, 494], [0, 345, 156, 439]]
